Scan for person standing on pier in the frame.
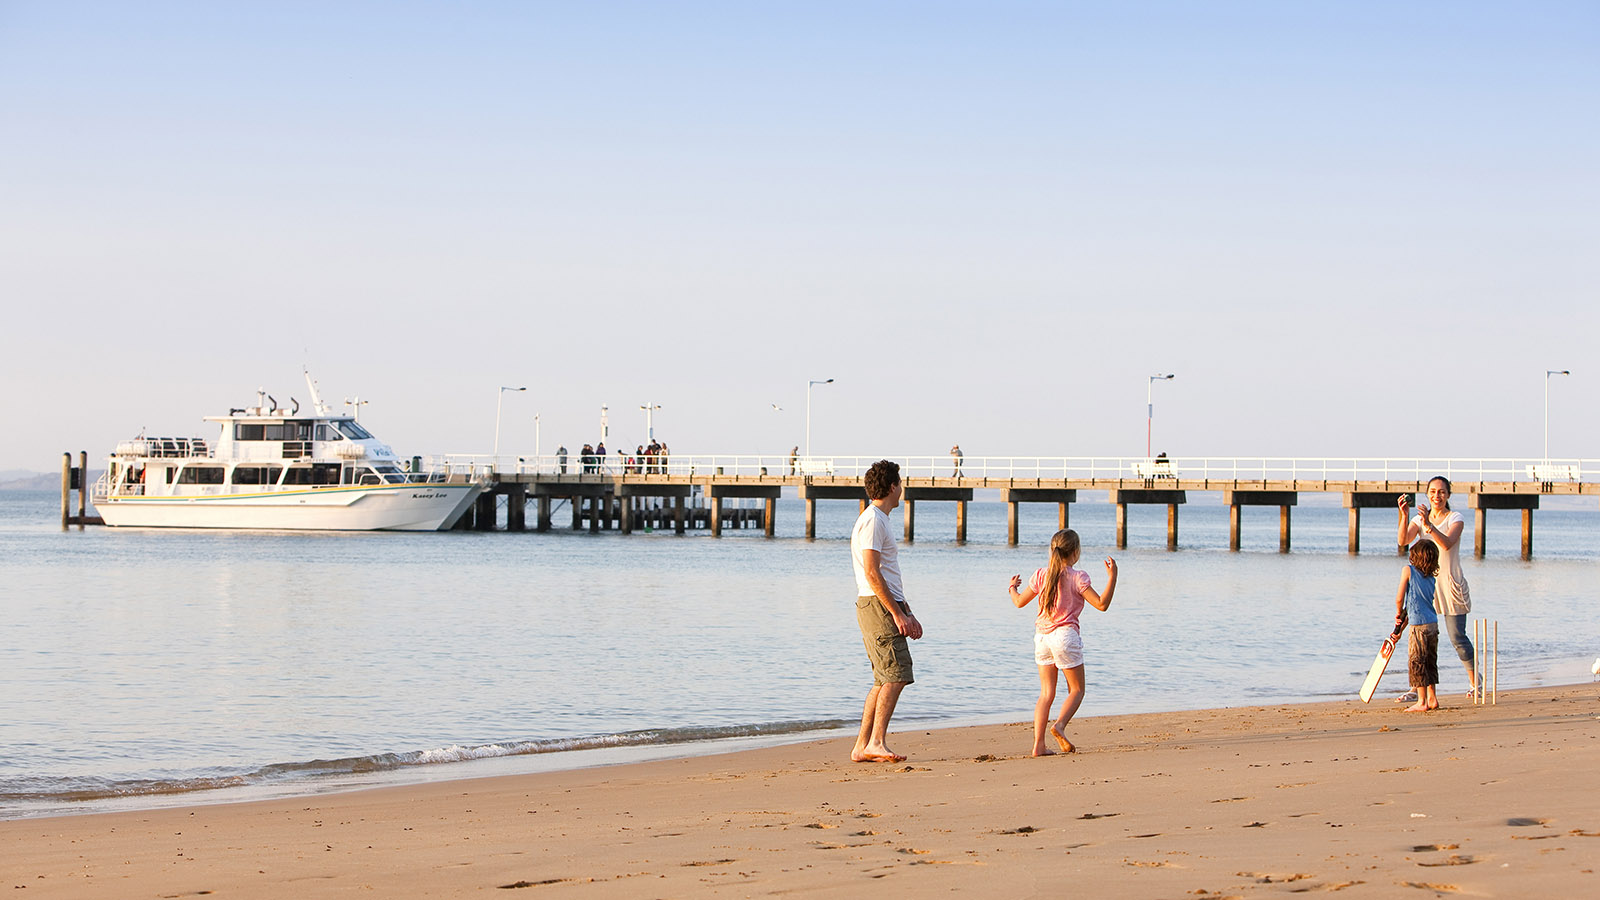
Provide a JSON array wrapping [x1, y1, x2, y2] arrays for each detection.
[[789, 446, 799, 475], [1399, 477, 1476, 697], [950, 444, 963, 477], [850, 459, 923, 762], [557, 445, 567, 475]]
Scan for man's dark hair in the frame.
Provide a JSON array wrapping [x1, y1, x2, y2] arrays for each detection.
[[863, 459, 901, 500]]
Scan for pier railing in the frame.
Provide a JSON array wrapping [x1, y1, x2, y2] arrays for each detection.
[[419, 454, 1597, 485]]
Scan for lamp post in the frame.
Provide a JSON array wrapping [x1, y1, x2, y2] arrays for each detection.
[[640, 402, 662, 441], [1545, 369, 1570, 461], [1146, 373, 1174, 458], [494, 386, 526, 461], [806, 378, 834, 459], [534, 413, 541, 471]]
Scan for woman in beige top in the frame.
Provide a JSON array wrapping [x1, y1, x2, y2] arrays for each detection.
[[1398, 476, 1477, 696]]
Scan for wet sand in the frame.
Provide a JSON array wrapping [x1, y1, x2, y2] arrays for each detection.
[[5, 684, 1597, 898]]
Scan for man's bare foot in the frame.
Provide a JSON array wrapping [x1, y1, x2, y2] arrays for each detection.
[[1404, 702, 1429, 712], [1050, 725, 1075, 753], [1031, 746, 1056, 757], [852, 742, 905, 763]]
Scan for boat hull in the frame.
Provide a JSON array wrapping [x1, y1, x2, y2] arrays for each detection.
[[96, 483, 482, 531]]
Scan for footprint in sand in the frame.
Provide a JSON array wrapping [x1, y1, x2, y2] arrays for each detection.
[[1506, 817, 1550, 827], [1399, 882, 1460, 892], [1078, 812, 1121, 820], [1417, 855, 1477, 867]]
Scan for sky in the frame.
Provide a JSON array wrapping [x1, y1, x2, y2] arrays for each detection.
[[2, 1, 1596, 472]]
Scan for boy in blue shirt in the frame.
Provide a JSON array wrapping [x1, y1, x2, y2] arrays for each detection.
[[1395, 541, 1441, 712]]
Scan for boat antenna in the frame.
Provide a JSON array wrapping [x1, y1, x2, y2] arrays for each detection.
[[303, 368, 330, 416]]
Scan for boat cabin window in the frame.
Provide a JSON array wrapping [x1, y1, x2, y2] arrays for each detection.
[[176, 466, 226, 485], [233, 421, 315, 441], [231, 465, 282, 486], [337, 419, 373, 440], [315, 423, 344, 442], [283, 464, 344, 486], [373, 465, 406, 484]]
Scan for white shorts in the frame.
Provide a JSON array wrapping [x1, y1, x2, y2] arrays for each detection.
[[1034, 627, 1083, 670]]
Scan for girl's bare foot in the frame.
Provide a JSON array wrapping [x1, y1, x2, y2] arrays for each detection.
[[1050, 725, 1075, 753], [1404, 702, 1428, 712], [1031, 746, 1056, 757]]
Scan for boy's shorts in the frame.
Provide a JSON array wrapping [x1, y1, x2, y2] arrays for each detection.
[[856, 596, 914, 686], [1408, 623, 1439, 688], [1034, 626, 1084, 670]]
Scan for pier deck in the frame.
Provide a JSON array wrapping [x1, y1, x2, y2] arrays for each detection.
[[422, 454, 1600, 559]]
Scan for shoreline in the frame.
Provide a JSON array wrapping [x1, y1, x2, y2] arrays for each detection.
[[6, 683, 1596, 897]]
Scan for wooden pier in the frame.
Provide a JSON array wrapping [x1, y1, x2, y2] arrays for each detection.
[[442, 454, 1597, 560]]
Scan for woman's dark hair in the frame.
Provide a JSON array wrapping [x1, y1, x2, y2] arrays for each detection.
[[1409, 540, 1440, 577], [863, 459, 901, 500]]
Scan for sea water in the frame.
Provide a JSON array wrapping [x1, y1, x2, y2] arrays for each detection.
[[2, 489, 1595, 819]]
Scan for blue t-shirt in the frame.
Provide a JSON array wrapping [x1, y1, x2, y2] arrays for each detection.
[[1404, 564, 1439, 626]]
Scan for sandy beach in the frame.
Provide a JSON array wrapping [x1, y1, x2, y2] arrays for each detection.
[[5, 684, 1596, 898]]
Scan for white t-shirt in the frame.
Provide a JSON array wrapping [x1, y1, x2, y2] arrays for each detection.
[[1411, 509, 1471, 615], [851, 505, 904, 603]]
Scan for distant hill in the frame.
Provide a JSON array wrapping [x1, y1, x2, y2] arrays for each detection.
[[0, 470, 105, 491]]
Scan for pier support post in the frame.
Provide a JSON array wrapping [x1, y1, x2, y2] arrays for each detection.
[[506, 485, 527, 532], [1059, 502, 1069, 531], [1115, 503, 1127, 549], [1222, 491, 1297, 554], [537, 495, 551, 532], [475, 493, 497, 531], [620, 496, 633, 534], [588, 495, 600, 533], [78, 451, 88, 525], [1008, 500, 1020, 546], [903, 499, 915, 543], [956, 500, 967, 544], [1168, 503, 1179, 551], [764, 497, 776, 537], [1109, 489, 1186, 551], [805, 498, 816, 540], [1468, 492, 1539, 560], [674, 496, 686, 534], [571, 497, 582, 531], [711, 496, 723, 537], [60, 452, 70, 529], [1347, 507, 1359, 554]]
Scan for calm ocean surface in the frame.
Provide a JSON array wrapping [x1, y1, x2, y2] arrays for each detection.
[[3, 489, 1596, 819]]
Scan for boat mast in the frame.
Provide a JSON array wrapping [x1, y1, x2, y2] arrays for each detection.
[[303, 369, 331, 416]]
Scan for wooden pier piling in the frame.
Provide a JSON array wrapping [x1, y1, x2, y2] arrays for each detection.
[[1469, 492, 1539, 560], [1107, 488, 1184, 550], [1224, 490, 1297, 553]]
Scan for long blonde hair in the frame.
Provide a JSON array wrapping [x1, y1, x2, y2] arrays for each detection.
[[1040, 529, 1081, 617]]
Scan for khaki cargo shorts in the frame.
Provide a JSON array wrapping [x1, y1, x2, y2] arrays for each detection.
[[856, 596, 914, 686]]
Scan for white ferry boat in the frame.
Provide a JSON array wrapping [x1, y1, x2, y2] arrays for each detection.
[[92, 374, 482, 531]]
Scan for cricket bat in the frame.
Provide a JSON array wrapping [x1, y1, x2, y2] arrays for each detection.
[[1359, 620, 1406, 703]]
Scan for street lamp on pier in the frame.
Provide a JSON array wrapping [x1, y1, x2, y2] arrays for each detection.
[[494, 386, 526, 461], [640, 402, 662, 441], [806, 378, 834, 459], [1545, 369, 1570, 461], [1146, 374, 1174, 459]]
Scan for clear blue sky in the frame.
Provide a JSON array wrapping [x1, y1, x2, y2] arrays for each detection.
[[3, 1, 1596, 470]]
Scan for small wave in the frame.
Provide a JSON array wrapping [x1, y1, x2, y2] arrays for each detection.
[[0, 719, 848, 804]]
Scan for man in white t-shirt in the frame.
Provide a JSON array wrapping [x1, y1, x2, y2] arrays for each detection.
[[849, 459, 924, 762]]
